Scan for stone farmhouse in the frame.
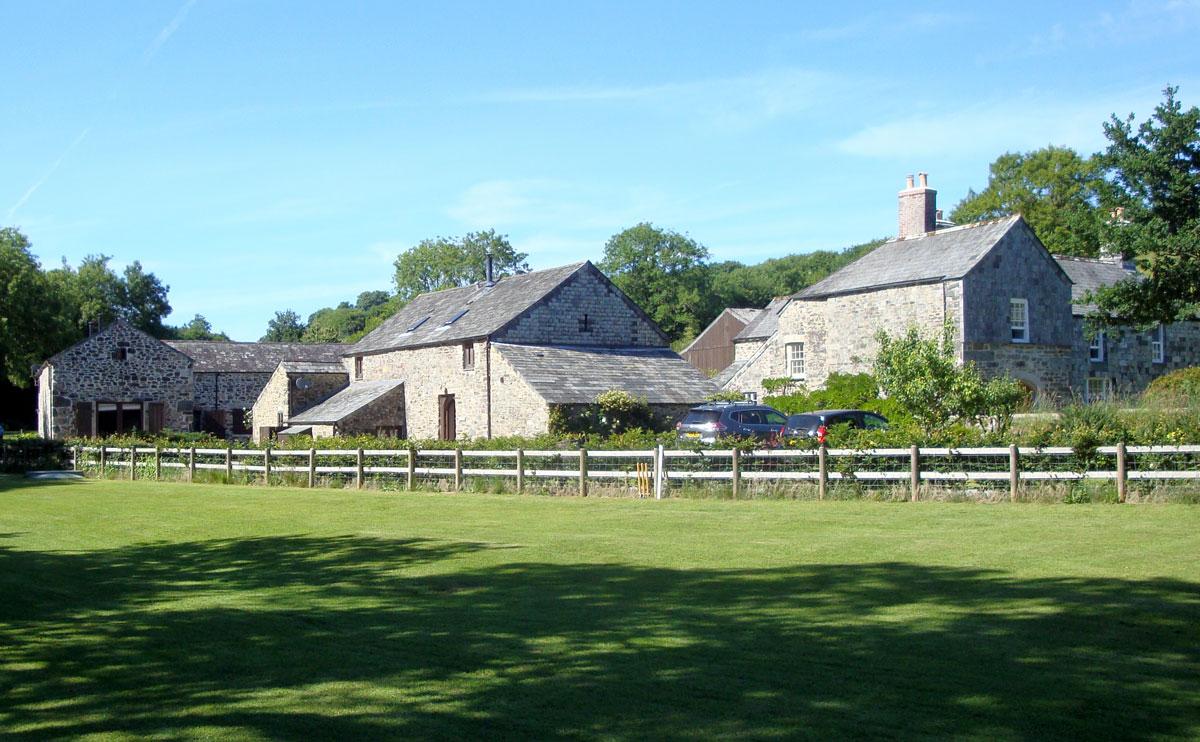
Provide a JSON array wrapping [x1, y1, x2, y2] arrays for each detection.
[[721, 174, 1200, 403], [255, 260, 716, 441], [680, 307, 761, 376], [35, 320, 347, 439]]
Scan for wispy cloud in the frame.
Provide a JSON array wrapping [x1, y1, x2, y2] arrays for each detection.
[[836, 85, 1182, 159], [797, 11, 963, 42], [478, 67, 842, 132], [7, 128, 90, 222]]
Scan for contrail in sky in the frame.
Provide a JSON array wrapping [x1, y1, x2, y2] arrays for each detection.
[[7, 128, 91, 222], [7, 0, 197, 221]]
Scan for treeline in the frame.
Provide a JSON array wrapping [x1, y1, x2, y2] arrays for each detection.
[[263, 226, 884, 348]]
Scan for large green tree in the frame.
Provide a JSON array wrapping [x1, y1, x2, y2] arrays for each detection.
[[600, 223, 711, 343], [393, 230, 528, 302], [0, 228, 57, 386], [261, 310, 306, 342], [1092, 86, 1200, 325], [950, 146, 1105, 255], [174, 314, 229, 341], [45, 254, 172, 338]]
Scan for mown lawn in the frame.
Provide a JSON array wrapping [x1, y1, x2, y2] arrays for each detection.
[[1, 476, 1198, 740]]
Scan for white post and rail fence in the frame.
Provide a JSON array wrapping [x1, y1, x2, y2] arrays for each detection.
[[69, 442, 1200, 501]]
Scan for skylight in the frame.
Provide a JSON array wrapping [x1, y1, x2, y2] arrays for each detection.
[[406, 316, 429, 333], [444, 309, 469, 326]]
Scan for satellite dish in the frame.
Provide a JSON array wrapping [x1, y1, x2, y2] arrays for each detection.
[[295, 377, 312, 390]]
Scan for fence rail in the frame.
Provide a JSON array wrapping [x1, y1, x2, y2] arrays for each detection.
[[69, 442, 1200, 501]]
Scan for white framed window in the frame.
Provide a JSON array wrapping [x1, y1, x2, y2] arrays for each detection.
[[1086, 377, 1112, 403], [1010, 298, 1029, 343], [1152, 324, 1165, 364], [1089, 331, 1105, 363], [785, 342, 805, 379]]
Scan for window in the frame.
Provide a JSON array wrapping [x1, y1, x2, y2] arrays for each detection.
[[1086, 377, 1112, 403], [112, 347, 128, 361], [354, 355, 363, 380], [863, 413, 889, 430], [1089, 331, 1105, 363], [444, 308, 469, 326], [785, 342, 805, 379], [744, 391, 758, 403], [1152, 324, 1165, 364], [405, 316, 429, 333], [1010, 299, 1029, 343], [462, 342, 475, 370], [764, 411, 787, 426], [578, 313, 592, 333]]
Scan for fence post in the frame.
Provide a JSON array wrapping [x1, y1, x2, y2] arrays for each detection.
[[1009, 444, 1019, 502], [1116, 441, 1128, 503], [654, 444, 665, 500], [356, 448, 364, 489], [407, 447, 416, 491], [99, 445, 107, 478], [188, 447, 196, 482], [909, 445, 920, 502], [72, 445, 79, 472], [731, 447, 741, 499], [154, 447, 161, 480], [262, 448, 270, 485], [129, 447, 137, 480], [454, 448, 463, 491], [818, 444, 828, 501], [226, 447, 233, 480], [308, 448, 316, 488], [579, 448, 588, 497], [516, 448, 525, 494]]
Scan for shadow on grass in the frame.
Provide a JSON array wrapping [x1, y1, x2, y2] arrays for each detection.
[[0, 533, 1198, 738]]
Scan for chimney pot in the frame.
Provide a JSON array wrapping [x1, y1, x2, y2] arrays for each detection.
[[484, 252, 495, 285], [918, 172, 928, 188], [898, 172, 937, 239], [905, 174, 915, 189]]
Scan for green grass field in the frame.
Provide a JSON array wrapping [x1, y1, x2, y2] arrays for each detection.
[[1, 476, 1198, 740]]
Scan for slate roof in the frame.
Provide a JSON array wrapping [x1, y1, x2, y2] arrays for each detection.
[[727, 307, 762, 324], [288, 379, 404, 424], [165, 341, 349, 373], [795, 216, 1023, 300], [711, 357, 748, 387], [350, 262, 590, 355], [1053, 256, 1138, 315], [495, 343, 717, 404], [278, 361, 347, 375], [734, 297, 790, 341]]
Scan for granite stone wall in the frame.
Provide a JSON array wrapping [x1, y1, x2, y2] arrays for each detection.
[[1072, 318, 1200, 398], [963, 342, 1076, 402], [37, 322, 193, 439], [250, 366, 348, 443], [336, 383, 407, 437], [496, 266, 665, 347]]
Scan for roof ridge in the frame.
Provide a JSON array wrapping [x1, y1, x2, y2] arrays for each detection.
[[886, 214, 1020, 244]]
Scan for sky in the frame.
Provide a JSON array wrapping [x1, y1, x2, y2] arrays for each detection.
[[4, 1, 1200, 341]]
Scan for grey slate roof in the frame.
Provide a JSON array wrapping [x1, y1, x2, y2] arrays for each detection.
[[711, 357, 748, 387], [288, 379, 404, 424], [495, 343, 717, 404], [727, 307, 762, 324], [350, 262, 589, 355], [795, 216, 1023, 300], [165, 341, 349, 373], [734, 297, 790, 341], [1053, 256, 1138, 315], [278, 361, 347, 374]]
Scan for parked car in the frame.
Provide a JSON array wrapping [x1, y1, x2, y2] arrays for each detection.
[[784, 409, 889, 438], [676, 402, 789, 444]]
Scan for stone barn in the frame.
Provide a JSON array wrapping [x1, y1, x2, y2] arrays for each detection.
[[250, 361, 350, 443]]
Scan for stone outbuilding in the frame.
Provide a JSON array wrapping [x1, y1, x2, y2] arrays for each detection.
[[36, 320, 194, 438], [249, 361, 350, 443], [281, 379, 406, 440], [268, 260, 715, 441]]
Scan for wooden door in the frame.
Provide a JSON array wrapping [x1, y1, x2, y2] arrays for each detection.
[[74, 401, 94, 437], [438, 394, 456, 441], [147, 402, 165, 434]]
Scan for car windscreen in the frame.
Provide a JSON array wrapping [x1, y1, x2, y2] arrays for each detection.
[[683, 411, 722, 425], [787, 414, 821, 430]]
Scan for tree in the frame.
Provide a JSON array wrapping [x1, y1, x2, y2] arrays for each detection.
[[1092, 86, 1200, 325], [950, 146, 1105, 255], [355, 290, 391, 312], [873, 324, 1023, 435], [117, 261, 171, 336], [302, 305, 366, 343], [600, 223, 711, 342], [175, 314, 229, 341], [393, 230, 528, 302], [0, 228, 56, 386], [261, 310, 306, 342], [44, 254, 172, 338]]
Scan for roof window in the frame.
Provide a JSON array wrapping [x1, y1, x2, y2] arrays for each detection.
[[444, 309, 469, 326], [405, 316, 429, 333]]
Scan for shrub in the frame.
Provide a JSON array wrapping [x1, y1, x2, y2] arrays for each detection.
[[1144, 367, 1200, 404]]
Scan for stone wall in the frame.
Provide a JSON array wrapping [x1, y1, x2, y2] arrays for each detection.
[[489, 347, 551, 437], [37, 322, 193, 439], [496, 265, 665, 347], [1072, 318, 1200, 398], [193, 372, 273, 412], [964, 342, 1076, 402], [335, 383, 407, 437], [250, 366, 348, 443], [961, 225, 1074, 347]]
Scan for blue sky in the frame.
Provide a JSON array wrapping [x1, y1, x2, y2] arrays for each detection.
[[5, 1, 1199, 340]]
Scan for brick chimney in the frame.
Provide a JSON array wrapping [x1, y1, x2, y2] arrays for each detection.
[[898, 172, 937, 239]]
